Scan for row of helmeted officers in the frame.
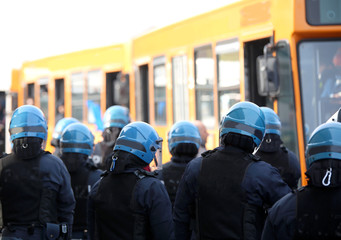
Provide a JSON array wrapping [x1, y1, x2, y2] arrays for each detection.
[[0, 101, 339, 240]]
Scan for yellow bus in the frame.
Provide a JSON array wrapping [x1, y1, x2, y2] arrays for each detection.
[[10, 0, 341, 185]]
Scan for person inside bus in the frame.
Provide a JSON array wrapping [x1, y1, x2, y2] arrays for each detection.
[[255, 107, 301, 189], [55, 100, 65, 124], [51, 117, 79, 157], [92, 105, 130, 170], [320, 47, 341, 99], [88, 121, 174, 240], [193, 120, 209, 156], [262, 121, 341, 240], [0, 105, 75, 239], [60, 122, 103, 240], [157, 121, 201, 207], [173, 101, 290, 240]]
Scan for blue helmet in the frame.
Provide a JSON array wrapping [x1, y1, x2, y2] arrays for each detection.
[[52, 117, 79, 141], [60, 123, 94, 156], [103, 105, 130, 129], [260, 107, 281, 136], [168, 121, 201, 153], [113, 121, 163, 165], [9, 105, 47, 142], [306, 122, 341, 168], [219, 101, 265, 147]]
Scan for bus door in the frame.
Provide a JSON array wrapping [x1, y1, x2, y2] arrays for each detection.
[[256, 40, 299, 157], [244, 38, 270, 107], [135, 65, 149, 123], [55, 78, 65, 125], [106, 72, 130, 110]]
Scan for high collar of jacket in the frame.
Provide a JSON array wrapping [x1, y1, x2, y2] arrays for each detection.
[[258, 134, 282, 152], [171, 155, 195, 164]]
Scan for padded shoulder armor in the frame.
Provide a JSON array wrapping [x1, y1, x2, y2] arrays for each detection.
[[201, 149, 218, 158], [248, 153, 261, 162]]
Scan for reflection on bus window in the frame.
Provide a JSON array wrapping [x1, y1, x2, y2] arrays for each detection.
[[299, 40, 341, 140], [71, 72, 84, 121], [172, 56, 189, 122], [87, 70, 102, 125], [88, 70, 102, 106], [153, 57, 167, 125], [195, 46, 214, 129], [216, 40, 241, 121]]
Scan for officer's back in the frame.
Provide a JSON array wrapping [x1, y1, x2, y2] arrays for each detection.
[[174, 101, 290, 240], [0, 105, 75, 240], [158, 121, 201, 207], [262, 121, 341, 240], [255, 107, 301, 189], [88, 121, 174, 240], [59, 122, 103, 239]]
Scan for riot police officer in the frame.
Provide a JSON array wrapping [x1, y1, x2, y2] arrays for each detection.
[[51, 117, 79, 157], [60, 122, 103, 239], [158, 121, 201, 207], [92, 105, 130, 170], [255, 107, 301, 189], [262, 121, 341, 240], [0, 105, 75, 239], [88, 121, 174, 240], [173, 101, 290, 240]]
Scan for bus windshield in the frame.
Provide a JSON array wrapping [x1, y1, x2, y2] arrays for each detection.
[[299, 40, 341, 142]]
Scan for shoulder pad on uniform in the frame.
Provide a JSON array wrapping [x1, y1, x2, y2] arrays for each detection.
[[134, 168, 157, 180], [201, 149, 217, 158], [248, 153, 261, 162]]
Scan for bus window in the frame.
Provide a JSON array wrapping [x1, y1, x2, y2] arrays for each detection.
[[299, 40, 341, 142], [39, 78, 48, 121], [88, 70, 102, 106], [136, 65, 149, 123], [153, 56, 167, 125], [306, 0, 341, 25], [172, 56, 189, 122], [55, 79, 65, 124], [106, 72, 129, 109], [26, 83, 35, 105], [71, 72, 84, 121], [216, 40, 241, 121], [195, 46, 214, 128]]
